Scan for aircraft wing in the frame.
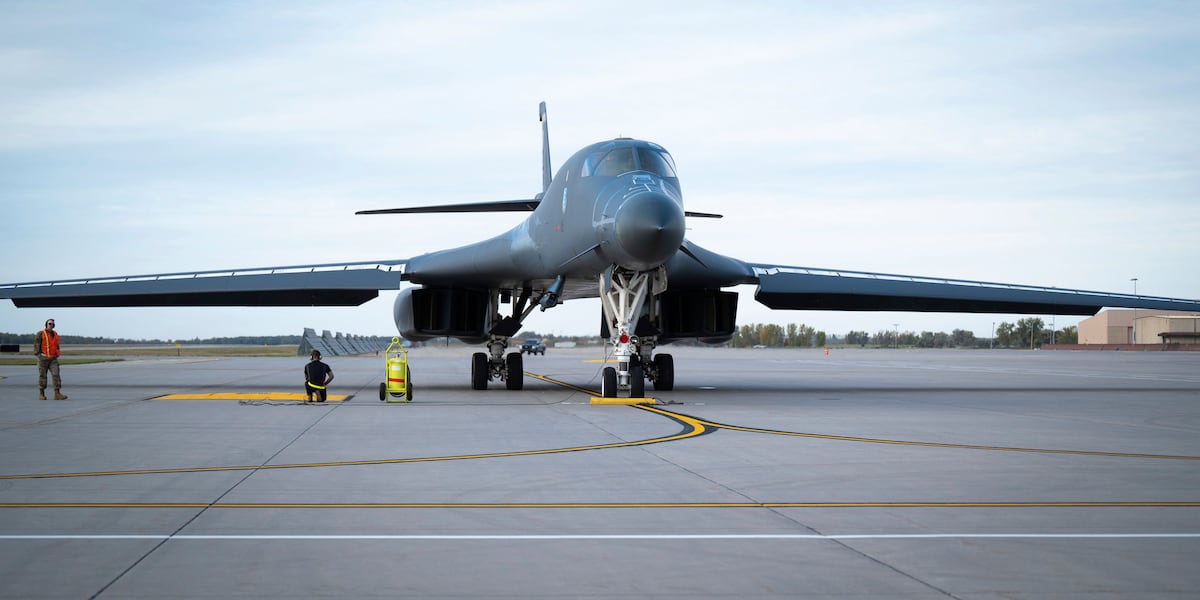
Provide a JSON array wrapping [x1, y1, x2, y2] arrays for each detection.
[[356, 200, 722, 219], [356, 200, 540, 214], [0, 260, 406, 308], [748, 264, 1200, 315]]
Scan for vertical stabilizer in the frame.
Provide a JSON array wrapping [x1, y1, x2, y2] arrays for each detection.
[[539, 101, 552, 193]]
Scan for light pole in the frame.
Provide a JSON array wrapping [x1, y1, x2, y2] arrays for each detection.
[[893, 323, 899, 349], [990, 321, 995, 349], [1131, 278, 1139, 345]]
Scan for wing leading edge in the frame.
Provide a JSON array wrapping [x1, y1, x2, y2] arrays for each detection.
[[356, 200, 540, 214], [356, 200, 721, 219], [0, 260, 406, 308], [750, 265, 1200, 315]]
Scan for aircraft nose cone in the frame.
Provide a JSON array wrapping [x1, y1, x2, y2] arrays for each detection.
[[613, 190, 685, 269]]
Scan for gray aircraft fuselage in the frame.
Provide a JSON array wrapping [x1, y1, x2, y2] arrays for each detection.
[[404, 138, 751, 299]]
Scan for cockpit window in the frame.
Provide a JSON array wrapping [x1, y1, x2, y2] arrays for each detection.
[[581, 146, 678, 178], [593, 148, 636, 177], [580, 151, 606, 177], [637, 148, 677, 178]]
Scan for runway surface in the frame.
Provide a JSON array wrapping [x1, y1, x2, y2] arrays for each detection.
[[1, 347, 1198, 599]]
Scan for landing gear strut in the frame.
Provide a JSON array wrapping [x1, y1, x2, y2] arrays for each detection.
[[599, 266, 672, 397], [471, 285, 553, 391]]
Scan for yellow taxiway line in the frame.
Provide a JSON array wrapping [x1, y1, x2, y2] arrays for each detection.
[[636, 404, 1200, 461], [6, 371, 1196, 483], [0, 405, 711, 480]]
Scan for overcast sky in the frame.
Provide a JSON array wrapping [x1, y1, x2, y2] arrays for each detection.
[[2, 1, 1197, 341]]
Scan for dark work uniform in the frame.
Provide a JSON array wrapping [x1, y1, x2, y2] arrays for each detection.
[[304, 360, 333, 402]]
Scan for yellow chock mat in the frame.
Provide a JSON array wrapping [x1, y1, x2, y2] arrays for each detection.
[[153, 392, 348, 402], [590, 396, 656, 405]]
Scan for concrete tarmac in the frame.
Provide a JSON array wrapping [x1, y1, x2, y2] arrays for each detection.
[[1, 347, 1199, 599]]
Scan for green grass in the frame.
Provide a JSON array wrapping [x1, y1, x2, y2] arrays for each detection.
[[0, 345, 302, 361], [0, 357, 124, 366], [65, 345, 301, 357]]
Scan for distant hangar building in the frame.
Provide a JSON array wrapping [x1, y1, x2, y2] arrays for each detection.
[[1078, 310, 1200, 345]]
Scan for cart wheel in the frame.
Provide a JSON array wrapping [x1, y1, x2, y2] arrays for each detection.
[[379, 382, 386, 401], [405, 366, 413, 401]]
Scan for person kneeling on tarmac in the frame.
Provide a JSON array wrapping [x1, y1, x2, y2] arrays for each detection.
[[303, 350, 334, 403]]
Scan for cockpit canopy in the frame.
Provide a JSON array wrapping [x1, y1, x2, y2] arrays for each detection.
[[580, 144, 678, 178]]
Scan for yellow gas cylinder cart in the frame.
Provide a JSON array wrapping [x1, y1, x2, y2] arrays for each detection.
[[379, 337, 412, 402]]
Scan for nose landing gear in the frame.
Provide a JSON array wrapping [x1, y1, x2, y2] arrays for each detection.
[[598, 266, 673, 399]]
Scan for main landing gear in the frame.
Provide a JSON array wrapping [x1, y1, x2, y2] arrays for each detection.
[[598, 267, 674, 398], [471, 336, 524, 391], [465, 269, 678, 397], [470, 285, 546, 391]]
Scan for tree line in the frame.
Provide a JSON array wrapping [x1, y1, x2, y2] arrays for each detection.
[[992, 318, 1077, 348], [4, 317, 1079, 350], [728, 317, 1078, 349], [729, 323, 827, 348]]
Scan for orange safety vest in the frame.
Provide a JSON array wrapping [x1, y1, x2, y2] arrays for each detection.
[[38, 329, 60, 359]]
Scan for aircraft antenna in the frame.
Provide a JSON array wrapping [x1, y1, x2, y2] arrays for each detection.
[[539, 101, 552, 193]]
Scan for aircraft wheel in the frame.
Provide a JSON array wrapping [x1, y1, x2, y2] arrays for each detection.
[[379, 382, 386, 401], [406, 366, 413, 401], [506, 352, 524, 390], [653, 354, 674, 391], [471, 352, 488, 390], [630, 364, 645, 398], [601, 366, 617, 397]]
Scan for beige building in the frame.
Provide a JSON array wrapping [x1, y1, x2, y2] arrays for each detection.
[[1078, 310, 1200, 345]]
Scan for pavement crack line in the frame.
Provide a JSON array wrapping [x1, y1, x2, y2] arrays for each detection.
[[809, 522, 966, 600], [87, 402, 344, 599]]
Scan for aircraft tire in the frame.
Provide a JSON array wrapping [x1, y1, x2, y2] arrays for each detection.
[[506, 352, 524, 390], [601, 366, 617, 397], [630, 364, 645, 398], [653, 354, 674, 391], [471, 352, 488, 390], [379, 382, 386, 401]]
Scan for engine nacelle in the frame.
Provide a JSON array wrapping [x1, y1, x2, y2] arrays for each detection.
[[394, 286, 494, 344], [657, 289, 738, 344]]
